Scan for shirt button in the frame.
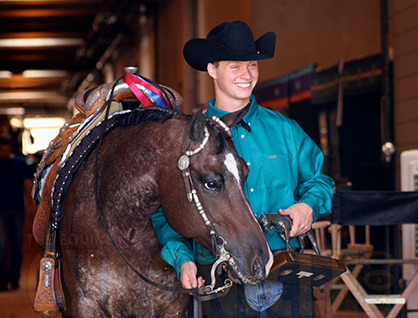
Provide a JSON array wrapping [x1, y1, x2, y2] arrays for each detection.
[[241, 134, 245, 139], [250, 188, 254, 192], [247, 162, 251, 166]]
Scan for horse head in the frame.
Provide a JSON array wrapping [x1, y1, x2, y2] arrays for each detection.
[[159, 110, 273, 285]]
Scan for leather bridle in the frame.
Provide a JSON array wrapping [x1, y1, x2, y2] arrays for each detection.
[[93, 79, 234, 296], [178, 117, 235, 295]]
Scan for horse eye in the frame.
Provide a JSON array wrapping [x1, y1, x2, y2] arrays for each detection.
[[204, 181, 220, 191]]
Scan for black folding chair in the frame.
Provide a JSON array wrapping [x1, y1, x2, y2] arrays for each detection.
[[330, 191, 418, 318]]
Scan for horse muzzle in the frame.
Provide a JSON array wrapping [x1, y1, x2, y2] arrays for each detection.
[[228, 253, 268, 285]]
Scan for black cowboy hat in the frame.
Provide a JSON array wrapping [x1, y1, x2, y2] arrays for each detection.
[[183, 20, 276, 71]]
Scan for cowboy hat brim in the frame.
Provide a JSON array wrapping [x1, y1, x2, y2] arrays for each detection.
[[183, 31, 276, 71]]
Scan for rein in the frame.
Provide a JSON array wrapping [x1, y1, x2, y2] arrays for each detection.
[[92, 78, 233, 297]]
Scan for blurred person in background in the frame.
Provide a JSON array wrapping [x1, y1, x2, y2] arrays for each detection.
[[0, 115, 22, 156], [0, 130, 34, 291]]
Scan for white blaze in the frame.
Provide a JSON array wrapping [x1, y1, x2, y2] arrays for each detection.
[[224, 152, 240, 184], [224, 152, 274, 277]]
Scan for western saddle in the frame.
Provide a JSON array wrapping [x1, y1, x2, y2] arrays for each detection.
[[32, 69, 183, 314]]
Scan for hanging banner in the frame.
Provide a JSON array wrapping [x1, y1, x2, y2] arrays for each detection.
[[289, 64, 316, 104], [255, 55, 383, 108], [254, 74, 290, 109], [311, 54, 383, 105], [254, 64, 316, 110]]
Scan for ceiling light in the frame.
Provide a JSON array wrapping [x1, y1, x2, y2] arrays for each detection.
[[0, 0, 70, 1], [0, 70, 12, 78], [0, 38, 83, 48], [0, 91, 60, 99], [23, 117, 66, 129], [0, 91, 68, 103], [23, 70, 69, 78]]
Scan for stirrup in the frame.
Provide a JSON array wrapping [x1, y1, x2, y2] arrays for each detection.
[[33, 255, 66, 314]]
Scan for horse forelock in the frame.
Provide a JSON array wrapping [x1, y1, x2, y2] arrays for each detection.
[[206, 119, 246, 187], [205, 118, 230, 155]]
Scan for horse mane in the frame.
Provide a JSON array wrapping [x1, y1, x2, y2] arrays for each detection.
[[113, 106, 229, 154], [114, 106, 187, 127]]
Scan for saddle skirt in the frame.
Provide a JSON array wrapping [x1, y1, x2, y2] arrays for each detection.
[[32, 74, 183, 247]]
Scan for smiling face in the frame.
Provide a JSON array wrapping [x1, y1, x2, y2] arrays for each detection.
[[207, 60, 259, 112]]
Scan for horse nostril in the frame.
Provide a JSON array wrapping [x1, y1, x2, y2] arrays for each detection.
[[252, 257, 265, 281]]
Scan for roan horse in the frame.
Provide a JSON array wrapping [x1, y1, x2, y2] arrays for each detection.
[[58, 105, 273, 317]]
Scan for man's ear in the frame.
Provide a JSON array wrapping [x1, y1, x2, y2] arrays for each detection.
[[207, 63, 217, 80]]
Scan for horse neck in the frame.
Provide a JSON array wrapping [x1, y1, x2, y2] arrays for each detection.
[[99, 119, 187, 220]]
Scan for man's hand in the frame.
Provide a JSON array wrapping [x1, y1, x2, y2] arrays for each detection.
[[279, 202, 313, 237], [180, 261, 205, 294]]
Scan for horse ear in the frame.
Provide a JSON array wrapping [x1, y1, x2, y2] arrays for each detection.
[[220, 102, 251, 128], [188, 109, 206, 141]]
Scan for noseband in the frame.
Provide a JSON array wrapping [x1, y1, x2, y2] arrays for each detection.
[[178, 116, 234, 295]]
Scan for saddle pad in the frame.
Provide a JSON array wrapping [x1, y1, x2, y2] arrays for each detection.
[[49, 106, 176, 230]]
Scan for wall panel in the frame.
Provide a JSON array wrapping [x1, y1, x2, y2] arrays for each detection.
[[389, 0, 418, 189], [251, 0, 381, 82]]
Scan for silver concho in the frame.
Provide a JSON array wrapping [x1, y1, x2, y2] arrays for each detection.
[[178, 155, 190, 171], [42, 260, 53, 272]]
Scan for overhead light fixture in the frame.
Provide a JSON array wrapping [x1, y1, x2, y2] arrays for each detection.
[[23, 117, 66, 129], [0, 91, 68, 104], [23, 70, 69, 78], [0, 70, 12, 78], [0, 0, 68, 1], [0, 0, 69, 1], [0, 91, 62, 99], [22, 117, 66, 155], [0, 38, 83, 48]]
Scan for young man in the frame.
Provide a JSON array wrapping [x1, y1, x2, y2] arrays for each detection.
[[152, 21, 334, 317]]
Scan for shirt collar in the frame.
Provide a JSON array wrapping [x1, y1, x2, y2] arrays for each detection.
[[206, 95, 259, 128]]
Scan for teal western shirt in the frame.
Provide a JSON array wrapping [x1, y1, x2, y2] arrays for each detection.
[[151, 95, 335, 276]]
